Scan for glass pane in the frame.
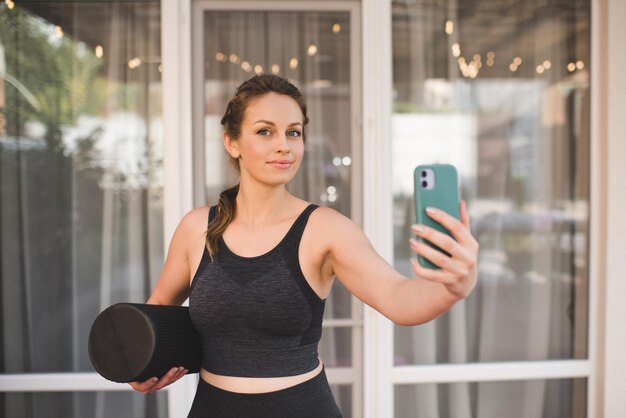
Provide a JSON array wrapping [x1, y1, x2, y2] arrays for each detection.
[[395, 378, 586, 418], [324, 276, 352, 320], [0, 2, 163, 373], [200, 11, 353, 316], [330, 385, 352, 418], [391, 1, 590, 364], [2, 390, 167, 418], [319, 326, 352, 367]]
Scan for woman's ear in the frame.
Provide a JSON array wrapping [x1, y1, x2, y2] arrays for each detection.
[[223, 133, 240, 159]]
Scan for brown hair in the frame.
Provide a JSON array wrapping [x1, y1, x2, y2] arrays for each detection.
[[205, 74, 309, 262]]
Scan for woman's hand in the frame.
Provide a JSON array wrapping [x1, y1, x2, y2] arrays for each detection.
[[409, 200, 479, 300], [129, 367, 189, 394]]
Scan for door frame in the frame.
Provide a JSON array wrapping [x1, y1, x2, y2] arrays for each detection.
[[170, 1, 363, 417]]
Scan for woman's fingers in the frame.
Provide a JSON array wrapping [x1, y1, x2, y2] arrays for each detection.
[[409, 238, 471, 277], [408, 201, 479, 299], [410, 224, 473, 265], [129, 377, 159, 394], [129, 367, 189, 394], [460, 200, 471, 233], [422, 206, 476, 248], [150, 367, 188, 393], [411, 203, 479, 256], [409, 257, 458, 286]]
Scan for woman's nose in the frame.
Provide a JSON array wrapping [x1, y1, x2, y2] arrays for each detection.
[[275, 133, 290, 150]]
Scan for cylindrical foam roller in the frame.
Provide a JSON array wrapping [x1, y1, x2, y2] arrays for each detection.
[[88, 303, 202, 383]]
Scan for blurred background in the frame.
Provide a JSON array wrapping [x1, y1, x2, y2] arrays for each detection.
[[0, 0, 623, 417]]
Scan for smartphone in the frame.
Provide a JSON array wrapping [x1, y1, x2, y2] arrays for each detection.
[[413, 164, 461, 269]]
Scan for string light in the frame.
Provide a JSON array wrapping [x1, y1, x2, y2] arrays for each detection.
[[289, 58, 298, 69], [536, 64, 545, 74], [128, 57, 141, 69], [543, 60, 551, 69], [513, 56, 522, 66], [333, 156, 352, 167], [307, 44, 318, 56], [567, 62, 576, 72], [216, 52, 225, 62], [271, 64, 280, 74], [241, 61, 252, 72], [451, 43, 461, 58], [254, 65, 263, 75], [576, 60, 585, 70], [332, 23, 341, 33], [95, 45, 104, 58], [445, 20, 454, 35], [54, 26, 64, 38], [229, 54, 239, 64], [6, 0, 15, 10]]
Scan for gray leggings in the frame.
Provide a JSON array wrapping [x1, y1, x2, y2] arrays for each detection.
[[187, 367, 343, 418]]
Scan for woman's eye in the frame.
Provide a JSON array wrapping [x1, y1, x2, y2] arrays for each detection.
[[257, 129, 271, 136], [288, 130, 302, 137]]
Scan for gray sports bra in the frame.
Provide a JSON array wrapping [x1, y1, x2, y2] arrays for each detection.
[[189, 204, 325, 377]]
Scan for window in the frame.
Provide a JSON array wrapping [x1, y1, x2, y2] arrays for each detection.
[[0, 2, 164, 416]]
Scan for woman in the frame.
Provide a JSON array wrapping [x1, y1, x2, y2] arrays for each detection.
[[129, 74, 479, 417]]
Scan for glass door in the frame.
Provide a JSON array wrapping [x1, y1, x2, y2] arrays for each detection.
[[389, 0, 591, 417], [191, 2, 362, 417]]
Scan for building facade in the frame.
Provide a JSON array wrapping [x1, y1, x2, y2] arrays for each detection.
[[0, 0, 624, 417]]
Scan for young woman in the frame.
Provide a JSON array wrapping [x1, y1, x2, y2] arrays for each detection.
[[129, 74, 479, 417]]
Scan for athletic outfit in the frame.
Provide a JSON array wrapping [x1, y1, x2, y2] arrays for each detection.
[[188, 204, 342, 417]]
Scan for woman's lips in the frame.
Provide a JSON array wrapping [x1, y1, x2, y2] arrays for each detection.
[[268, 161, 292, 169]]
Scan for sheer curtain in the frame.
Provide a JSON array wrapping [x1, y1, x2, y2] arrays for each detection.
[[391, 0, 590, 416], [0, 2, 165, 417]]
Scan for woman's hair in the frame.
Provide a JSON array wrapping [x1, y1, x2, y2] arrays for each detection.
[[205, 74, 309, 262]]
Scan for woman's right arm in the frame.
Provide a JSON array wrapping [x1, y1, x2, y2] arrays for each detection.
[[129, 207, 209, 393]]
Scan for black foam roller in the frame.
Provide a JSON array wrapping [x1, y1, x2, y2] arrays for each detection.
[[88, 303, 202, 383]]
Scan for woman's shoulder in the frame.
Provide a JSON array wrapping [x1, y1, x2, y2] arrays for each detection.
[[308, 205, 361, 239], [177, 205, 211, 233]]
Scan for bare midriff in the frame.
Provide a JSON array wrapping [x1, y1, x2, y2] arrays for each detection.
[[199, 357, 324, 394]]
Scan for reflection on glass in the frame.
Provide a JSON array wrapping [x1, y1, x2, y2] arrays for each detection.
[[2, 390, 167, 418], [391, 0, 590, 365], [0, 0, 163, 385], [319, 326, 352, 368], [395, 378, 586, 418], [331, 385, 352, 418]]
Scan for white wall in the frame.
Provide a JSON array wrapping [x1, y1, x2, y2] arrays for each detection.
[[602, 0, 626, 416]]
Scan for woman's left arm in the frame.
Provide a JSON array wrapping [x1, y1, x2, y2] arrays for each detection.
[[323, 201, 479, 326]]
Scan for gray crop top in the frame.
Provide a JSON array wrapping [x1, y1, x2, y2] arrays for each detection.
[[189, 204, 325, 377]]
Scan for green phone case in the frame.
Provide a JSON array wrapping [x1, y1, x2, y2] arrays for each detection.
[[413, 164, 461, 269]]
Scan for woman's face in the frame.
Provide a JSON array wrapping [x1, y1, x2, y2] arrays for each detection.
[[227, 92, 305, 187]]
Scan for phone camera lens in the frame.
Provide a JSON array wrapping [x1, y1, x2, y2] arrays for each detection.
[[421, 180, 428, 188], [421, 170, 427, 178]]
